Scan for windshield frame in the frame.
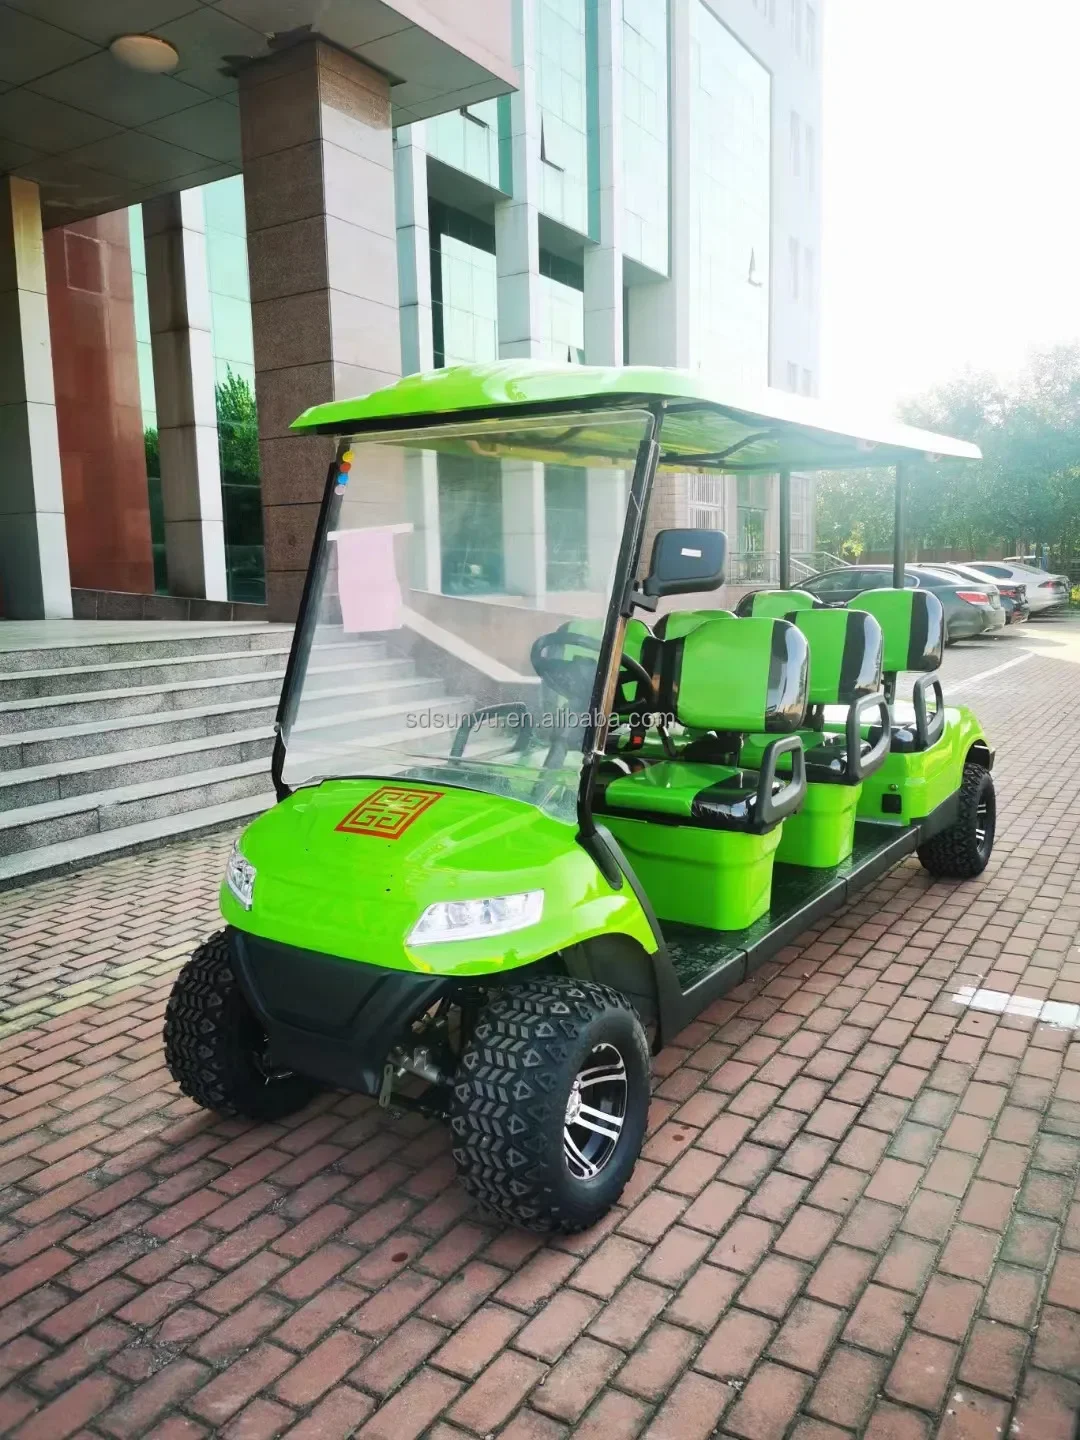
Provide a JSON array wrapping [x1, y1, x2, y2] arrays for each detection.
[[270, 404, 664, 832]]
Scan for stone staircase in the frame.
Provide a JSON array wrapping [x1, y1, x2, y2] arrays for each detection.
[[0, 623, 456, 888]]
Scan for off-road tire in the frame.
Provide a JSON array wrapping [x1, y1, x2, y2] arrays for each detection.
[[450, 975, 650, 1232], [164, 931, 319, 1120], [917, 762, 995, 880]]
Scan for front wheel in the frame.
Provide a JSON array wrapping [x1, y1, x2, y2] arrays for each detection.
[[450, 976, 650, 1233], [164, 931, 320, 1121], [917, 763, 995, 879]]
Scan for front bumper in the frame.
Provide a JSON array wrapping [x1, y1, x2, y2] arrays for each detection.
[[228, 927, 453, 1094]]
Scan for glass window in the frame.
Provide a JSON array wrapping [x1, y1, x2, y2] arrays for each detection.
[[280, 411, 652, 822], [790, 110, 801, 177], [790, 474, 813, 552], [806, 570, 853, 596], [800, 367, 813, 396], [688, 2, 771, 384], [804, 247, 815, 310], [429, 202, 498, 367], [425, 100, 502, 190], [688, 474, 726, 531], [536, 0, 589, 236], [978, 564, 1012, 578], [806, 5, 817, 67], [806, 124, 816, 195], [787, 361, 799, 392], [622, 0, 669, 274], [539, 249, 585, 361], [790, 0, 801, 53], [789, 237, 800, 301]]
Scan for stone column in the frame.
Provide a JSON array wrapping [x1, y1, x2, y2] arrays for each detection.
[[496, 0, 544, 358], [143, 189, 228, 601], [583, 0, 623, 365], [240, 39, 401, 622], [501, 460, 546, 602], [0, 176, 72, 619], [395, 124, 434, 376]]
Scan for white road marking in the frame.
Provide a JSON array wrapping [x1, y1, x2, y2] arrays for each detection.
[[948, 651, 1034, 694], [953, 985, 1080, 1029]]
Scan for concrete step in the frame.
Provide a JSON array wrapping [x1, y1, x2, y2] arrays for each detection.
[[0, 656, 417, 734], [0, 638, 389, 702], [0, 727, 275, 810], [0, 792, 274, 891], [0, 759, 274, 856], [0, 624, 291, 674], [0, 696, 281, 771]]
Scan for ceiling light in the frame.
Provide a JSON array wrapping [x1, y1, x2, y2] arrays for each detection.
[[109, 34, 180, 74]]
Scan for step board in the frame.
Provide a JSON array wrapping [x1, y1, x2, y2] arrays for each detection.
[[0, 793, 274, 890]]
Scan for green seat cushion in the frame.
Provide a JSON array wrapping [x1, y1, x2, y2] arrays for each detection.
[[667, 616, 808, 734], [848, 588, 943, 673], [747, 589, 817, 618], [794, 608, 883, 705], [602, 760, 772, 830]]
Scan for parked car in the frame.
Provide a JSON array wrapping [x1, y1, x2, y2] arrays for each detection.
[[976, 560, 1070, 613], [936, 563, 1029, 625], [800, 564, 1006, 643]]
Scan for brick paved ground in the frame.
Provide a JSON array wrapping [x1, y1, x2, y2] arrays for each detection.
[[1, 618, 1079, 1440]]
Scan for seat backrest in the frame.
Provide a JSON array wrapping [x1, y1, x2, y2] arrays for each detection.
[[743, 589, 818, 619], [662, 615, 809, 734], [793, 608, 884, 706], [848, 588, 943, 673], [655, 608, 734, 641]]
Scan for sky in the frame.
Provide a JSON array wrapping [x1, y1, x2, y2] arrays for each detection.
[[821, 0, 1080, 414]]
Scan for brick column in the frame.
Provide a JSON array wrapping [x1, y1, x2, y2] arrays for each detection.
[[240, 40, 401, 622]]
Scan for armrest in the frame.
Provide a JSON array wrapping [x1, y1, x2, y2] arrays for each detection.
[[450, 702, 532, 759], [757, 735, 806, 827], [912, 674, 945, 749], [848, 693, 891, 781]]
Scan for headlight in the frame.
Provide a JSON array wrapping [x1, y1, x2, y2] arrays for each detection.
[[408, 890, 544, 946], [225, 843, 256, 910]]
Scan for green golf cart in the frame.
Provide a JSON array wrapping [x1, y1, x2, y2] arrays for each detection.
[[164, 363, 995, 1232]]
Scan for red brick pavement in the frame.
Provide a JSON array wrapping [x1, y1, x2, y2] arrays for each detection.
[[2, 623, 1080, 1439]]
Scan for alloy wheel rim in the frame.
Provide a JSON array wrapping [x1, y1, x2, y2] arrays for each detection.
[[975, 794, 993, 855], [563, 1043, 627, 1180]]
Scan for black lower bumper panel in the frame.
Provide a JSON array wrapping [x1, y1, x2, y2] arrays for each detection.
[[227, 929, 451, 1095]]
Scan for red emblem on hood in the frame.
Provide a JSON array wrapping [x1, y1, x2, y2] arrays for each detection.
[[335, 786, 443, 839]]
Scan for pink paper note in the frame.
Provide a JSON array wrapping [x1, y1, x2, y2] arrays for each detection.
[[331, 526, 407, 632]]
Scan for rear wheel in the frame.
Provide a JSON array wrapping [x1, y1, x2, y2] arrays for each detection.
[[164, 931, 320, 1120], [917, 763, 995, 879], [450, 975, 650, 1232]]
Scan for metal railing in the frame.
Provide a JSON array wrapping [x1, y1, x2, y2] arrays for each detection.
[[727, 551, 850, 587]]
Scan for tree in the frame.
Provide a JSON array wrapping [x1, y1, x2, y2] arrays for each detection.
[[817, 347, 1080, 563], [216, 368, 260, 486]]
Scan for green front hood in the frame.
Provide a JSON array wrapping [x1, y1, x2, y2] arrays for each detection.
[[221, 779, 655, 976]]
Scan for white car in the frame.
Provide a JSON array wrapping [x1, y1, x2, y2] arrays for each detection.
[[970, 560, 1070, 614]]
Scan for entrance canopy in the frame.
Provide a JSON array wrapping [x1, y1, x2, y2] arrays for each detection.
[[291, 361, 983, 473]]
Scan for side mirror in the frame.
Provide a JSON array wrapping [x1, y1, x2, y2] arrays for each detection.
[[644, 529, 727, 598]]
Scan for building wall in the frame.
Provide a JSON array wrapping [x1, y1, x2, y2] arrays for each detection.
[[43, 212, 154, 595]]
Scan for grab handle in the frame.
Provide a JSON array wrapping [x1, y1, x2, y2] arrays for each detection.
[[757, 735, 806, 827], [849, 692, 891, 782], [912, 674, 945, 750]]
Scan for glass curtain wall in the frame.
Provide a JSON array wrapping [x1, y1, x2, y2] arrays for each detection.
[[688, 1, 771, 384], [536, 0, 590, 234], [622, 0, 669, 274]]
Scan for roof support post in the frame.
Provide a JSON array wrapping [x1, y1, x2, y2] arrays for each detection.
[[778, 468, 791, 590], [893, 460, 907, 588]]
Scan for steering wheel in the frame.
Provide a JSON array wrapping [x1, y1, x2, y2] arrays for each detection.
[[530, 630, 659, 713]]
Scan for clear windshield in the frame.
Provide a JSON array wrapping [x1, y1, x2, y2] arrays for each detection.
[[280, 410, 651, 824]]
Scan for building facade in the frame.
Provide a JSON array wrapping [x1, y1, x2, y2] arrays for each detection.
[[0, 0, 821, 622]]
